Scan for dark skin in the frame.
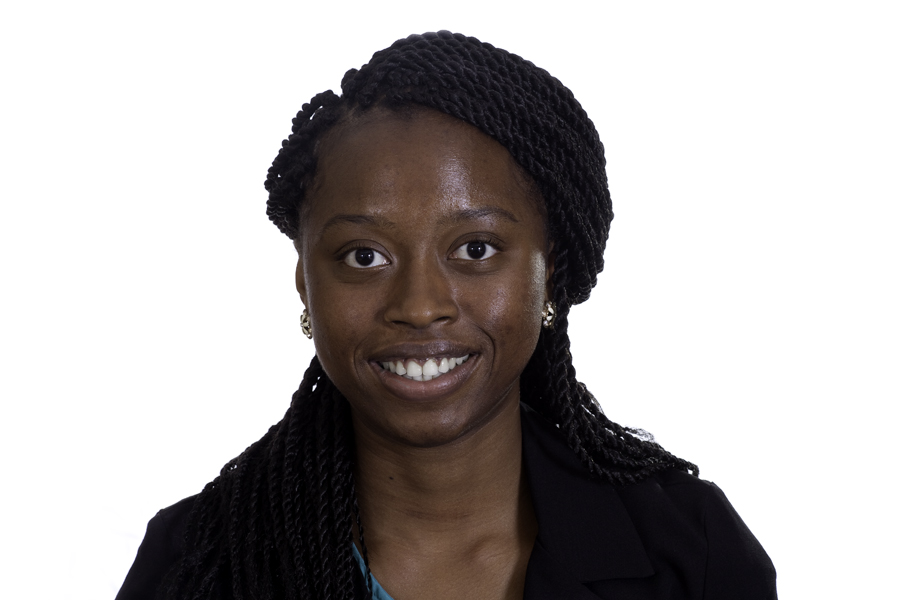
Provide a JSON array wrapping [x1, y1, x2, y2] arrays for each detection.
[[295, 107, 552, 599]]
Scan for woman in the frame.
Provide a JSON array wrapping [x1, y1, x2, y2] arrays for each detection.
[[118, 31, 776, 599]]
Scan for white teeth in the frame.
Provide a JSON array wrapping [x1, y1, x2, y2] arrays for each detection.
[[423, 359, 438, 377], [381, 355, 471, 381], [406, 361, 423, 378]]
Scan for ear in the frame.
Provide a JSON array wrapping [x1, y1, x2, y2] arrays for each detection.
[[294, 239, 308, 306]]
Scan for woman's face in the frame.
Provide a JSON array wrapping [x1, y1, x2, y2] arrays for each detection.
[[296, 108, 552, 448]]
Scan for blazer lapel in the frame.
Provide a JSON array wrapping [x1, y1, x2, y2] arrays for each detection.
[[520, 404, 654, 598], [524, 539, 611, 600]]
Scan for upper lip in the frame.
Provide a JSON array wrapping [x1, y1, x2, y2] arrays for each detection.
[[369, 340, 478, 363]]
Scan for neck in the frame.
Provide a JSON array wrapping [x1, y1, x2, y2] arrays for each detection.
[[353, 398, 529, 547]]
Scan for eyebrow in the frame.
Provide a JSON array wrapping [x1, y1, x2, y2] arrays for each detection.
[[436, 207, 520, 226], [320, 206, 519, 235], [320, 214, 398, 235]]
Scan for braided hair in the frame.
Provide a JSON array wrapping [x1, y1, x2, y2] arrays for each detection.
[[164, 31, 698, 600]]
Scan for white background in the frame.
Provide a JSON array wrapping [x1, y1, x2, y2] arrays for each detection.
[[2, 1, 898, 597]]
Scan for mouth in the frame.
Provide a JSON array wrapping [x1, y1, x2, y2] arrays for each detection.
[[369, 342, 479, 402], [378, 355, 471, 382]]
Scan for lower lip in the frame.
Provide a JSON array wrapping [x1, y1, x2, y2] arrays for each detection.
[[370, 355, 479, 402]]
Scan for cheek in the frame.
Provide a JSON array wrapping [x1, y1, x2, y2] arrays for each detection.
[[474, 251, 547, 352], [313, 309, 352, 348], [310, 304, 372, 398], [304, 274, 375, 380], [516, 250, 550, 320], [313, 300, 367, 350]]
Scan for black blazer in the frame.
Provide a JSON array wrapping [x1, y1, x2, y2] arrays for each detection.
[[118, 405, 776, 599]]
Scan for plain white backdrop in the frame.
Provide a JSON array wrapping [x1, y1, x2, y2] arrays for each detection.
[[1, 1, 897, 597]]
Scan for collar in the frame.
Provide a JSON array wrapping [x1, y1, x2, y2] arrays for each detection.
[[520, 403, 654, 595]]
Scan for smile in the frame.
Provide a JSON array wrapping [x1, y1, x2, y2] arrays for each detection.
[[379, 355, 471, 381]]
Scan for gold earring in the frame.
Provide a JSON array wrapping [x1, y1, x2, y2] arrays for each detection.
[[300, 307, 312, 339], [541, 301, 557, 329]]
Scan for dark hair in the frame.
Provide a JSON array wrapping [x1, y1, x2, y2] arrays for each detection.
[[164, 31, 697, 600]]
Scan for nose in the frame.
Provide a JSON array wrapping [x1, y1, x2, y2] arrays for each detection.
[[383, 256, 458, 329]]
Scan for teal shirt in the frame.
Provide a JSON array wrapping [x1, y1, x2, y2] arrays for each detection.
[[351, 544, 395, 600]]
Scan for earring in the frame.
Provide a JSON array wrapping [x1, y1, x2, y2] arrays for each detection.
[[541, 301, 557, 329], [300, 307, 312, 339]]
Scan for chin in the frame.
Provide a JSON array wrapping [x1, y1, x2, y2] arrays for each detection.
[[356, 390, 517, 450]]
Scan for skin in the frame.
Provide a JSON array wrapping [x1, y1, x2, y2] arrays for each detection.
[[295, 107, 553, 600]]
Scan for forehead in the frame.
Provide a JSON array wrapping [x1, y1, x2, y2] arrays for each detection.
[[302, 108, 545, 237]]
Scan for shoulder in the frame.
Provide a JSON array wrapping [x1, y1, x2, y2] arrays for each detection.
[[617, 467, 769, 558], [520, 405, 776, 598], [115, 495, 198, 600], [616, 466, 726, 523], [618, 470, 777, 596]]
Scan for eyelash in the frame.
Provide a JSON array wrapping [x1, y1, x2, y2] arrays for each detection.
[[341, 243, 390, 269], [450, 237, 501, 261], [339, 236, 502, 269]]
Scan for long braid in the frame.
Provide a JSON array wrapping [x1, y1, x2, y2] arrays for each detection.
[[163, 357, 359, 599], [170, 31, 696, 599]]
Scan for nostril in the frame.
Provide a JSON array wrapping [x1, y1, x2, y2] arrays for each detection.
[[384, 295, 458, 328], [383, 265, 459, 328]]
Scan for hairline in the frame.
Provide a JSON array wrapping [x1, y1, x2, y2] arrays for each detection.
[[294, 101, 550, 251]]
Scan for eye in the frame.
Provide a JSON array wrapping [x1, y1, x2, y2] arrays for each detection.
[[343, 247, 389, 269], [451, 240, 499, 261]]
